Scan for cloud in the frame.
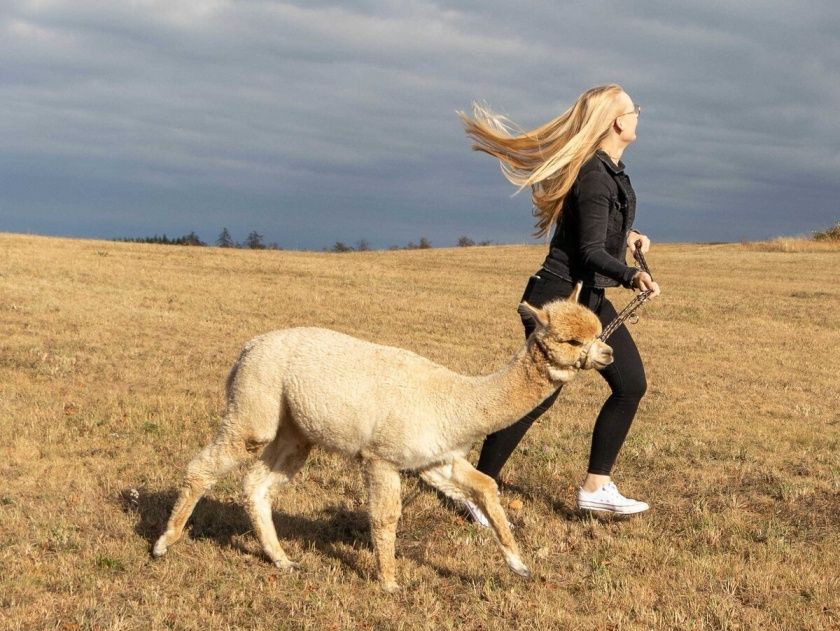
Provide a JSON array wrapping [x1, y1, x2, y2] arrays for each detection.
[[1, 0, 838, 246]]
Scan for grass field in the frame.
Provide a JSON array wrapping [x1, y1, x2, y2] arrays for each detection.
[[1, 232, 838, 630]]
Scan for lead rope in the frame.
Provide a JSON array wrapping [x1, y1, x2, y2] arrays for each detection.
[[598, 240, 654, 342]]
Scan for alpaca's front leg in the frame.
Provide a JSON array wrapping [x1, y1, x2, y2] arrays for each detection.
[[364, 459, 402, 592], [424, 458, 530, 579]]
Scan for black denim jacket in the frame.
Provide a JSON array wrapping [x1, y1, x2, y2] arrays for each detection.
[[542, 150, 638, 289]]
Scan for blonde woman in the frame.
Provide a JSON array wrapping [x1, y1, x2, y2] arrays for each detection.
[[459, 85, 661, 521]]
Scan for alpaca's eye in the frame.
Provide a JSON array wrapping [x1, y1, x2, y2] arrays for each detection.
[[565, 339, 583, 347]]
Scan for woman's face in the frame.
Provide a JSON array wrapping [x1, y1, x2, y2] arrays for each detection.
[[615, 91, 639, 143]]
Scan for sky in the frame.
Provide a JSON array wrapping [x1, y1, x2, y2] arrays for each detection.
[[2, 0, 839, 249]]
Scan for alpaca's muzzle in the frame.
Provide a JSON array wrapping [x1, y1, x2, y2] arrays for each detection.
[[579, 340, 614, 370]]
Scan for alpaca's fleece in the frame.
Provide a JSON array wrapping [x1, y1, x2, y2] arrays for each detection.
[[153, 294, 611, 591], [226, 327, 542, 470]]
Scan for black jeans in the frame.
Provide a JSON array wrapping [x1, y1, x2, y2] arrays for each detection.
[[476, 271, 647, 479]]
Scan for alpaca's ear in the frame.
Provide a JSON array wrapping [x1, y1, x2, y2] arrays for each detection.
[[518, 301, 550, 328], [567, 281, 583, 304]]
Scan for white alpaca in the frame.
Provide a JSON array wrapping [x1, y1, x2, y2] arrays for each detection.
[[153, 285, 613, 591]]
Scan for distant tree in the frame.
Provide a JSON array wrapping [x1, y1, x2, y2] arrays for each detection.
[[244, 231, 265, 249], [180, 231, 205, 246], [216, 228, 234, 248], [457, 236, 475, 247], [813, 219, 840, 241], [356, 239, 371, 251], [331, 241, 354, 253], [405, 237, 432, 250]]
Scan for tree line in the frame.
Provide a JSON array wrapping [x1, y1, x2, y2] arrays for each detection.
[[115, 229, 280, 249], [115, 229, 497, 251], [329, 236, 495, 252]]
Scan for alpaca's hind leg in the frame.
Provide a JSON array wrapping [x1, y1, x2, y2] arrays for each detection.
[[420, 457, 530, 579], [243, 430, 311, 570], [364, 459, 402, 593], [153, 433, 246, 558]]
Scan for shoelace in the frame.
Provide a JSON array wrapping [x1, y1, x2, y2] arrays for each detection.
[[603, 482, 618, 495], [601, 482, 625, 500]]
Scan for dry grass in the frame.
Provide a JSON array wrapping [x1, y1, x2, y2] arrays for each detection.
[[1, 233, 838, 630], [740, 237, 840, 253]]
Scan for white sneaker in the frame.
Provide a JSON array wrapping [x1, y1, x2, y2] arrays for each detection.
[[577, 481, 649, 515], [463, 499, 514, 529], [463, 499, 490, 528]]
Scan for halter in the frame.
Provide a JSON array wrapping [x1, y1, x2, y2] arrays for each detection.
[[572, 341, 594, 369], [533, 331, 591, 372]]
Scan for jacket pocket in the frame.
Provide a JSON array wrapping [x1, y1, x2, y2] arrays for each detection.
[[521, 272, 574, 307], [520, 274, 544, 304]]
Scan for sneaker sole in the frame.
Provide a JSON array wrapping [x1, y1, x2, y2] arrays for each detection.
[[464, 505, 515, 529], [577, 501, 649, 515]]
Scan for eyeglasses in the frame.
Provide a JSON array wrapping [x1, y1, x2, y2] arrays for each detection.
[[618, 104, 641, 118]]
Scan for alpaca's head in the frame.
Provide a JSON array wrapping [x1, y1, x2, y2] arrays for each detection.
[[518, 283, 613, 384]]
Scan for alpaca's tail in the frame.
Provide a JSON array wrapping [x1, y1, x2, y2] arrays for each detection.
[[223, 336, 287, 447]]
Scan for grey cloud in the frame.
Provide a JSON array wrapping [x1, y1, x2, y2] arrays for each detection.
[[1, 0, 838, 247]]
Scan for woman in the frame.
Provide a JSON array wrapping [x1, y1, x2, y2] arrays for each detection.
[[459, 84, 661, 521]]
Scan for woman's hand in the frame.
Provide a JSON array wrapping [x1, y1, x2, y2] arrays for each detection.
[[628, 231, 650, 254], [632, 271, 661, 298]]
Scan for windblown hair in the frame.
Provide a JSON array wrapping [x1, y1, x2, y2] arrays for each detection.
[[459, 84, 626, 237]]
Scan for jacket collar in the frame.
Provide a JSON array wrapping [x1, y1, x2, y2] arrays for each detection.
[[595, 149, 625, 174]]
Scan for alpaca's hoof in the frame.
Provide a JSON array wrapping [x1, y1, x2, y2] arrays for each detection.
[[380, 580, 400, 593], [274, 559, 301, 572], [152, 538, 168, 558], [515, 565, 532, 579], [508, 559, 531, 579]]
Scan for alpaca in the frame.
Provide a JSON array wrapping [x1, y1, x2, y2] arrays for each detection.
[[153, 284, 613, 591]]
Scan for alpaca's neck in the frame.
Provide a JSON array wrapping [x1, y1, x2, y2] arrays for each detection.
[[454, 342, 559, 442]]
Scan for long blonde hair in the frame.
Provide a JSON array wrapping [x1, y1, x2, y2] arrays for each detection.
[[459, 84, 626, 237]]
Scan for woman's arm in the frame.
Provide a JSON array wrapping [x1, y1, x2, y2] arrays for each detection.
[[575, 171, 638, 288], [626, 230, 660, 296], [632, 270, 660, 297]]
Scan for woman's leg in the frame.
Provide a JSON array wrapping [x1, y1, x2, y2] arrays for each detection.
[[584, 298, 647, 481], [476, 389, 562, 480], [475, 273, 574, 481]]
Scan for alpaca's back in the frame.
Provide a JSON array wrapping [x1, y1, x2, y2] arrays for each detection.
[[226, 327, 478, 468]]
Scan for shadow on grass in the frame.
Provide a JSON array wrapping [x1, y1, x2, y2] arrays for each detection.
[[497, 480, 644, 525], [118, 487, 477, 584], [497, 480, 590, 522], [118, 487, 372, 577], [420, 478, 615, 525]]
